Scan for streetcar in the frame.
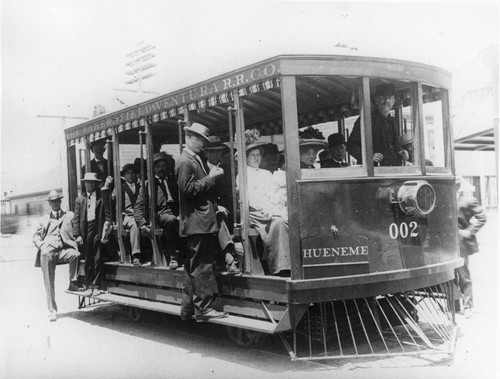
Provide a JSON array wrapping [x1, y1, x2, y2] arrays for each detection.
[[64, 54, 461, 360]]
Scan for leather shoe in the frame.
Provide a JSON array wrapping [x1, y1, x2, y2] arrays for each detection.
[[180, 306, 194, 321], [168, 258, 179, 270], [132, 255, 141, 266], [68, 282, 85, 292], [226, 261, 241, 275], [195, 308, 228, 322]]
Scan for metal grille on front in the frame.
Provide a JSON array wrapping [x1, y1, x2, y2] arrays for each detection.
[[288, 281, 456, 360]]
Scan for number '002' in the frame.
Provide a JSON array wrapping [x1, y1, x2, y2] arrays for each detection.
[[389, 222, 419, 239]]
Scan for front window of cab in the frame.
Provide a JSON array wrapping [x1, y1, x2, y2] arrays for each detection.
[[295, 76, 450, 177]]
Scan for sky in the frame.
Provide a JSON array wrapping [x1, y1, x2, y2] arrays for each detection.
[[1, 0, 499, 195]]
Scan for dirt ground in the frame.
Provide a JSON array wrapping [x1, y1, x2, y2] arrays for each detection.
[[0, 211, 498, 379]]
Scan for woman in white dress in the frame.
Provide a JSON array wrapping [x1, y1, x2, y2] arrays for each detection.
[[238, 130, 290, 276]]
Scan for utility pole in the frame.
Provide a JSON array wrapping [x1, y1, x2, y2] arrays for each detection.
[[114, 41, 160, 97]]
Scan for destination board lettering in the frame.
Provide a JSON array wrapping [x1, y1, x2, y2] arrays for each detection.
[[65, 61, 280, 141], [301, 234, 369, 266], [303, 246, 368, 259]]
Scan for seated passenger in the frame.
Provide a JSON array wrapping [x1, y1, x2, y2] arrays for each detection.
[[134, 152, 180, 269], [205, 136, 240, 274], [347, 83, 408, 166], [399, 132, 434, 166], [238, 129, 290, 276], [260, 143, 283, 173], [299, 138, 328, 169], [101, 163, 142, 266], [321, 133, 350, 168]]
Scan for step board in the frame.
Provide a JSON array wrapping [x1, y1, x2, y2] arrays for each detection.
[[66, 290, 277, 334]]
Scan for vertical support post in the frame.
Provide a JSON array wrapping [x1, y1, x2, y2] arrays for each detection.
[[67, 144, 78, 212], [233, 91, 253, 274], [280, 75, 301, 280], [145, 121, 166, 266], [227, 105, 238, 227], [85, 137, 91, 171], [139, 131, 147, 216], [360, 77, 374, 176], [441, 88, 454, 173], [414, 82, 426, 175], [112, 130, 128, 263]]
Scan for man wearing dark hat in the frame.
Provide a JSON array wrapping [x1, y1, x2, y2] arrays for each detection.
[[321, 133, 350, 168], [176, 122, 228, 321], [134, 152, 180, 269], [82, 139, 112, 182], [73, 172, 106, 293], [101, 163, 142, 265], [347, 83, 407, 166], [205, 136, 240, 274], [260, 143, 283, 173], [33, 190, 83, 321]]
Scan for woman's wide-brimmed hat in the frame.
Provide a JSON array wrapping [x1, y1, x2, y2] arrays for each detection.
[[245, 129, 267, 153], [299, 138, 328, 150], [47, 189, 63, 201], [82, 172, 101, 182], [183, 122, 211, 143]]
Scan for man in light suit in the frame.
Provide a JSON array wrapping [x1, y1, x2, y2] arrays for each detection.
[[135, 152, 180, 269], [176, 123, 228, 322], [33, 190, 83, 322]]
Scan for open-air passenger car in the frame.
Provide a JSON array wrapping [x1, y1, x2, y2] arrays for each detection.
[[65, 55, 461, 360]]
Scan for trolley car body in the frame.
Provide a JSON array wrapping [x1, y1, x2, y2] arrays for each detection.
[[65, 55, 461, 359]]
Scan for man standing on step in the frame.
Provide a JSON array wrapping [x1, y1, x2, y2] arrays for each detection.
[[33, 190, 83, 322], [176, 123, 228, 322]]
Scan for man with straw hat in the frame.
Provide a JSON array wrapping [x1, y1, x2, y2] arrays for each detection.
[[33, 190, 83, 322], [176, 123, 229, 322], [73, 172, 106, 294]]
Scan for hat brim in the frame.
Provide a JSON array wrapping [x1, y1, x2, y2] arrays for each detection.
[[299, 139, 328, 149], [205, 145, 229, 151], [183, 126, 210, 142], [82, 178, 101, 182], [47, 196, 63, 201], [246, 141, 267, 152]]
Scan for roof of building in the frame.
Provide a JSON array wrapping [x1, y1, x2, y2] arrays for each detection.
[[454, 128, 496, 151]]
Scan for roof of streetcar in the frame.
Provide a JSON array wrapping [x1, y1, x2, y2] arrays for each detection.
[[64, 54, 452, 143]]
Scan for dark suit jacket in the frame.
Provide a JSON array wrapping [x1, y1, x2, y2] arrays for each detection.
[[134, 176, 179, 229], [347, 111, 401, 166], [175, 149, 218, 237], [82, 158, 111, 181], [33, 211, 78, 267], [72, 191, 103, 241], [102, 180, 142, 222]]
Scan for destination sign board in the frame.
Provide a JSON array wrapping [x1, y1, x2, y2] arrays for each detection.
[[302, 234, 369, 266], [65, 60, 281, 141]]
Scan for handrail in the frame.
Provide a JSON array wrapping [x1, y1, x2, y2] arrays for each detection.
[[145, 120, 166, 266], [227, 106, 238, 227]]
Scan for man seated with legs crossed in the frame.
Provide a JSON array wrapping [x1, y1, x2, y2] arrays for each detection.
[[33, 190, 83, 322], [135, 152, 180, 269], [101, 163, 142, 265]]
